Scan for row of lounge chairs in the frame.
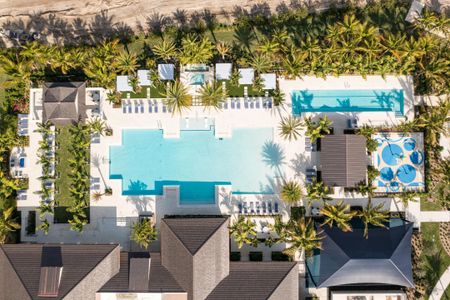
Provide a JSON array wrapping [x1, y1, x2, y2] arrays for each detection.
[[238, 201, 279, 215], [122, 100, 171, 114], [17, 114, 29, 136], [221, 98, 273, 110], [305, 137, 317, 152], [91, 177, 101, 191]]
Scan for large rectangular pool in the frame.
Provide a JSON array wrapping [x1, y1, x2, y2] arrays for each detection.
[[109, 128, 277, 205], [292, 89, 404, 115]]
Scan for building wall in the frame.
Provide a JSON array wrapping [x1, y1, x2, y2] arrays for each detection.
[[0, 250, 31, 300], [65, 246, 121, 300], [192, 220, 229, 300], [268, 264, 299, 300], [160, 221, 194, 299]]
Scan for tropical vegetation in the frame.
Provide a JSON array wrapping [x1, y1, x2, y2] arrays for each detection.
[[229, 216, 258, 248], [280, 180, 303, 205], [320, 201, 357, 232], [131, 218, 158, 249]]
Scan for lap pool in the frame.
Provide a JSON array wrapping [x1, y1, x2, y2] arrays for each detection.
[[109, 128, 278, 204], [292, 89, 404, 115]]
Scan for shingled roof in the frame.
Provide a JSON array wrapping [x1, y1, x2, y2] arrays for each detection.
[[42, 82, 87, 125], [0, 244, 118, 300], [311, 223, 414, 288], [321, 134, 367, 187], [206, 262, 297, 300], [162, 217, 228, 255], [99, 252, 184, 293]]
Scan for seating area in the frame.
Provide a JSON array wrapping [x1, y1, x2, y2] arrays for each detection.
[[237, 201, 280, 215], [221, 97, 272, 110], [17, 114, 29, 136], [121, 99, 171, 114]]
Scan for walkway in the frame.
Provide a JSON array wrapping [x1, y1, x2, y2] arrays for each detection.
[[430, 266, 450, 300]]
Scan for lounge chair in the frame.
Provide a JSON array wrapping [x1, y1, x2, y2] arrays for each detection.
[[249, 202, 255, 214], [122, 103, 127, 113], [256, 202, 261, 214], [140, 102, 144, 113], [236, 99, 241, 109], [238, 203, 243, 214], [127, 103, 132, 113], [162, 104, 167, 113], [249, 100, 254, 109], [10, 159, 15, 168], [154, 101, 159, 113], [268, 202, 273, 214], [134, 103, 139, 113], [262, 202, 267, 214], [148, 102, 153, 113], [243, 202, 248, 214], [255, 99, 261, 109], [244, 99, 249, 109], [19, 157, 25, 168], [274, 202, 279, 214]]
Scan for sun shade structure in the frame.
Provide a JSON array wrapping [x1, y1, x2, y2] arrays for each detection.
[[311, 223, 414, 288], [137, 70, 152, 86], [128, 252, 151, 291], [261, 73, 276, 90], [238, 68, 254, 85], [405, 0, 425, 23], [116, 75, 132, 92], [321, 134, 367, 187], [158, 64, 175, 80], [215, 63, 232, 80], [38, 247, 63, 297], [42, 82, 87, 125]]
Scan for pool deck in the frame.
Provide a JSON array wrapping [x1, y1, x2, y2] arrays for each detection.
[[19, 75, 424, 249]]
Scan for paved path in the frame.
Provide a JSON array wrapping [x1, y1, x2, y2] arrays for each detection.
[[430, 266, 450, 300]]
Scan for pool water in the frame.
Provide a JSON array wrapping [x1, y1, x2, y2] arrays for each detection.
[[190, 74, 205, 85], [292, 89, 404, 115], [109, 128, 278, 204]]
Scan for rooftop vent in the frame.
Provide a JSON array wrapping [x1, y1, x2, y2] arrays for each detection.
[[38, 246, 63, 297], [128, 252, 151, 291]]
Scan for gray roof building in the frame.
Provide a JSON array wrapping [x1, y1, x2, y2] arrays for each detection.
[[308, 223, 414, 288], [321, 134, 367, 187], [0, 244, 120, 300], [42, 82, 87, 125]]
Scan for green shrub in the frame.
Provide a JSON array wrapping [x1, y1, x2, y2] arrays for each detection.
[[249, 251, 263, 261]]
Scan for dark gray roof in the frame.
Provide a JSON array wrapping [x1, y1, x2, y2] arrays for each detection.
[[162, 217, 228, 255], [0, 244, 118, 300], [321, 134, 367, 187], [43, 82, 87, 125], [314, 223, 414, 288], [206, 262, 297, 300], [99, 252, 185, 293]]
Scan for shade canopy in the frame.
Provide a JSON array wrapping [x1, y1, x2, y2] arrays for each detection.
[[216, 63, 232, 80], [321, 134, 367, 187], [261, 73, 276, 90], [238, 68, 254, 85], [158, 64, 175, 80], [313, 223, 414, 288], [137, 70, 152, 86], [42, 82, 86, 125], [116, 75, 132, 92]]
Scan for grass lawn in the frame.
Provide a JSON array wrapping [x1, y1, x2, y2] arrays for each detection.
[[219, 80, 265, 97], [121, 84, 166, 99], [54, 125, 73, 207], [0, 73, 8, 107], [421, 198, 444, 211], [420, 223, 450, 299]]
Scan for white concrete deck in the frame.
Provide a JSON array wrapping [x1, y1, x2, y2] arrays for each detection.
[[20, 75, 421, 250]]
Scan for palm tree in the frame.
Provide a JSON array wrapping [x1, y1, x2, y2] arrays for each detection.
[[92, 191, 103, 202], [0, 207, 20, 244], [279, 116, 303, 141], [280, 180, 303, 205], [306, 178, 331, 204], [179, 35, 214, 64], [249, 52, 272, 74], [87, 117, 107, 136], [116, 51, 139, 75], [163, 81, 191, 115], [278, 217, 323, 259], [37, 219, 50, 235], [229, 216, 258, 248], [304, 116, 333, 143], [152, 39, 178, 62], [416, 99, 449, 146], [359, 200, 389, 239], [69, 214, 88, 233], [272, 88, 285, 107], [216, 41, 230, 61], [199, 82, 225, 110], [131, 218, 157, 249], [321, 201, 357, 232]]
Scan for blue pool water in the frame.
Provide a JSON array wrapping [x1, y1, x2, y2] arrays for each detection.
[[109, 128, 278, 204], [292, 89, 404, 115], [191, 74, 205, 85]]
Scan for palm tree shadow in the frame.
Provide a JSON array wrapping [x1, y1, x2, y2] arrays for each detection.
[[89, 10, 117, 43], [422, 250, 446, 295], [128, 180, 148, 194], [147, 12, 171, 39], [261, 141, 286, 180]]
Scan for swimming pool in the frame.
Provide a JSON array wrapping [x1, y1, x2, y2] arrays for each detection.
[[372, 132, 425, 193], [292, 89, 404, 115], [190, 74, 205, 85], [109, 128, 278, 204]]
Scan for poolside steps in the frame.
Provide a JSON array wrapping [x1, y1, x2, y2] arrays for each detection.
[[214, 117, 232, 138], [162, 121, 180, 139]]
